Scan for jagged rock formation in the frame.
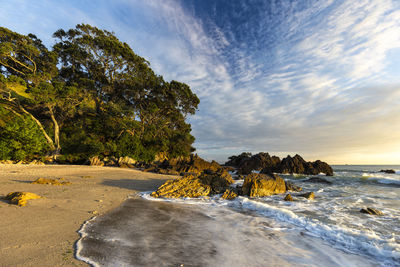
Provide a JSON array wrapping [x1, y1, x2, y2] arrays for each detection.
[[5, 192, 42, 206], [151, 169, 234, 198], [225, 152, 333, 176], [241, 173, 286, 197]]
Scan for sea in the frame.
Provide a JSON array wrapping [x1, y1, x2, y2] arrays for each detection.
[[76, 165, 400, 267]]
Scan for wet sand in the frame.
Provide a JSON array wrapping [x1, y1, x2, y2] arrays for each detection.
[[0, 164, 170, 266]]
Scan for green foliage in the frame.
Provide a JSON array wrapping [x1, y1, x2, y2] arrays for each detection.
[[0, 106, 49, 160], [0, 25, 199, 163]]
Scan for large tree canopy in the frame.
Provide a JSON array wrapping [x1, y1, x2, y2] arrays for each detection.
[[0, 25, 199, 162]]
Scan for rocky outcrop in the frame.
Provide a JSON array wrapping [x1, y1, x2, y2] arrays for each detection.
[[5, 192, 42, 206], [360, 207, 384, 216], [241, 173, 286, 197], [151, 169, 234, 198], [380, 169, 395, 174], [237, 153, 281, 175], [304, 177, 332, 184], [224, 152, 252, 167], [32, 178, 71, 185], [221, 189, 238, 200], [298, 192, 315, 200], [262, 155, 333, 176], [89, 156, 104, 166], [159, 154, 222, 175], [118, 156, 136, 167], [226, 152, 333, 176], [285, 181, 302, 192], [284, 194, 293, 201]]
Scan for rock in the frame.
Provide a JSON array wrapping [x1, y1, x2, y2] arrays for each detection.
[[89, 156, 104, 166], [151, 170, 233, 198], [284, 194, 293, 201], [285, 181, 302, 192], [159, 154, 223, 175], [151, 175, 210, 198], [304, 177, 332, 184], [224, 152, 252, 167], [5, 192, 42, 206], [221, 189, 238, 200], [32, 178, 71, 185], [118, 156, 136, 166], [241, 173, 286, 197], [237, 152, 281, 175], [360, 207, 384, 216], [380, 169, 395, 174], [298, 192, 315, 200]]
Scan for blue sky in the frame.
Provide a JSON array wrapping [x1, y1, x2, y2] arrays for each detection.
[[1, 0, 400, 164]]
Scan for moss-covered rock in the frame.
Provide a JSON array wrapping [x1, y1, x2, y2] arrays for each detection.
[[242, 173, 286, 197], [5, 192, 42, 206], [32, 177, 71, 185]]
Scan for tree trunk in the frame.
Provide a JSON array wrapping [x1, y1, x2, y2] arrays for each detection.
[[17, 104, 56, 151], [49, 107, 61, 154]]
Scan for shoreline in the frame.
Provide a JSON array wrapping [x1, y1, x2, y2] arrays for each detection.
[[0, 164, 171, 266]]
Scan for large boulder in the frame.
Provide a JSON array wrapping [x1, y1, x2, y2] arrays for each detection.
[[151, 169, 234, 198], [241, 173, 286, 197]]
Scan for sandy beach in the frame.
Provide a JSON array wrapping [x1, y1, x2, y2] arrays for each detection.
[[0, 164, 170, 266]]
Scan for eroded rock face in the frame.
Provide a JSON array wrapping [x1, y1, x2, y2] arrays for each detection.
[[241, 173, 286, 197], [360, 207, 384, 216], [151, 169, 234, 198], [5, 192, 42, 206]]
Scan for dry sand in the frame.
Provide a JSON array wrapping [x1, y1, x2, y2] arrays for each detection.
[[0, 164, 171, 266]]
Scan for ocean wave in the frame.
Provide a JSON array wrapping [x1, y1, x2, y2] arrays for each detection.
[[140, 193, 400, 266], [361, 173, 400, 185]]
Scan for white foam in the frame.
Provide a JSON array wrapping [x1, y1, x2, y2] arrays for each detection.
[[76, 217, 101, 267]]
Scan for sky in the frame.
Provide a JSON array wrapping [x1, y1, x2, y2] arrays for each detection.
[[1, 0, 400, 164]]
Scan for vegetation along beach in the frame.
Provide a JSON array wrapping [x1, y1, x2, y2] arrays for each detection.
[[1, 1, 400, 266]]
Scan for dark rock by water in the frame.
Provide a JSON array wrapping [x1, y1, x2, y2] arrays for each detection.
[[225, 152, 333, 176], [360, 207, 384, 216], [285, 181, 302, 192], [284, 194, 293, 201], [298, 192, 315, 200], [241, 173, 286, 197]]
